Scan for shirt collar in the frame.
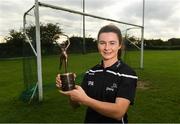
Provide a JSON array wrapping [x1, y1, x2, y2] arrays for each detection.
[[99, 59, 121, 70]]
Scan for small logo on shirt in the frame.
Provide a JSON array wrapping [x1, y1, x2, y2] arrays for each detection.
[[88, 81, 94, 86], [106, 87, 114, 91], [88, 72, 95, 75], [112, 83, 117, 88], [106, 83, 117, 91]]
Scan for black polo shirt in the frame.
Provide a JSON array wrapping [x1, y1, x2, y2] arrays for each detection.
[[81, 60, 137, 123]]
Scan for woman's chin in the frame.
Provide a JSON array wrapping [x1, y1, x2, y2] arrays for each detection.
[[102, 56, 112, 60]]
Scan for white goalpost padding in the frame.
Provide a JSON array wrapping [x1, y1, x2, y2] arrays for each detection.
[[23, 0, 145, 101]]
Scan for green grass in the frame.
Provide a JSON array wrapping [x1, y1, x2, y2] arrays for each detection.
[[130, 50, 180, 122], [0, 50, 180, 122]]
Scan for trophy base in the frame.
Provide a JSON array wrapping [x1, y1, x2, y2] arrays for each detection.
[[60, 72, 75, 91]]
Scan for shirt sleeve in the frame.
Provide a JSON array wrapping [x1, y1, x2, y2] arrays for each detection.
[[116, 74, 137, 105]]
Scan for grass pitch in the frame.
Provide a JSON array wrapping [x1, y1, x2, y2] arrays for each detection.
[[0, 50, 180, 122]]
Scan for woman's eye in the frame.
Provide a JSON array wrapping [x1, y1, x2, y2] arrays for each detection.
[[110, 42, 116, 45]]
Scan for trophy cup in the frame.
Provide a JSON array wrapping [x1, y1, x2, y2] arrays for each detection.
[[53, 33, 75, 91]]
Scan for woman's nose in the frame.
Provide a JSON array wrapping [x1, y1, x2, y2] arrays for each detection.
[[104, 43, 110, 50]]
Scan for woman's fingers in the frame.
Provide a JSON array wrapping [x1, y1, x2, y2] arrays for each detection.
[[56, 74, 61, 82], [56, 83, 62, 88], [56, 74, 62, 88], [59, 90, 71, 96], [73, 73, 76, 78]]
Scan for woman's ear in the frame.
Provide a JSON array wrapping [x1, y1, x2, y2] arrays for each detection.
[[118, 44, 122, 50]]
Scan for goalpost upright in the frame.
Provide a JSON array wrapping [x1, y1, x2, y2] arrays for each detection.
[[140, 0, 145, 69], [34, 0, 43, 101], [23, 0, 145, 102], [23, 0, 43, 102]]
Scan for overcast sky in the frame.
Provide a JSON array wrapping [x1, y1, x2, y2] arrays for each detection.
[[0, 0, 180, 42]]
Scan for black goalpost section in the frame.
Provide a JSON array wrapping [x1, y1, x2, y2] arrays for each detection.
[[22, 0, 145, 102]]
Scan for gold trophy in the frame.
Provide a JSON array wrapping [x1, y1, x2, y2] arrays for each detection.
[[53, 33, 75, 91]]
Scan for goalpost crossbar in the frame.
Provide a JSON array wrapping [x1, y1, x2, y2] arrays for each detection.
[[39, 2, 143, 28]]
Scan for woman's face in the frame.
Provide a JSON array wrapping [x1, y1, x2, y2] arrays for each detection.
[[98, 32, 121, 61]]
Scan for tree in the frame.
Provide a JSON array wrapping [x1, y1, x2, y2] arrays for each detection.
[[167, 38, 180, 46], [69, 36, 97, 53], [26, 23, 62, 54], [5, 29, 25, 57]]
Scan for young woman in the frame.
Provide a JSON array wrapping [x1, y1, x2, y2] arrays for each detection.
[[56, 24, 138, 123]]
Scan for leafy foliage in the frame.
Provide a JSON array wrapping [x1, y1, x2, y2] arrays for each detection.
[[26, 23, 62, 54], [1, 30, 25, 57], [0, 23, 97, 58], [1, 23, 180, 58]]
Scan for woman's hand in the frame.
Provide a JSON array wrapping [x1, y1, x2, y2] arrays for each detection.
[[60, 85, 89, 104], [56, 73, 76, 90], [56, 74, 62, 89]]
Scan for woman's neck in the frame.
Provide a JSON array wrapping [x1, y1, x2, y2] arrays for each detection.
[[103, 58, 118, 68]]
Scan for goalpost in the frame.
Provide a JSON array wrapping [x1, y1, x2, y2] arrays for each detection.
[[22, 0, 42, 102], [22, 0, 145, 102]]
